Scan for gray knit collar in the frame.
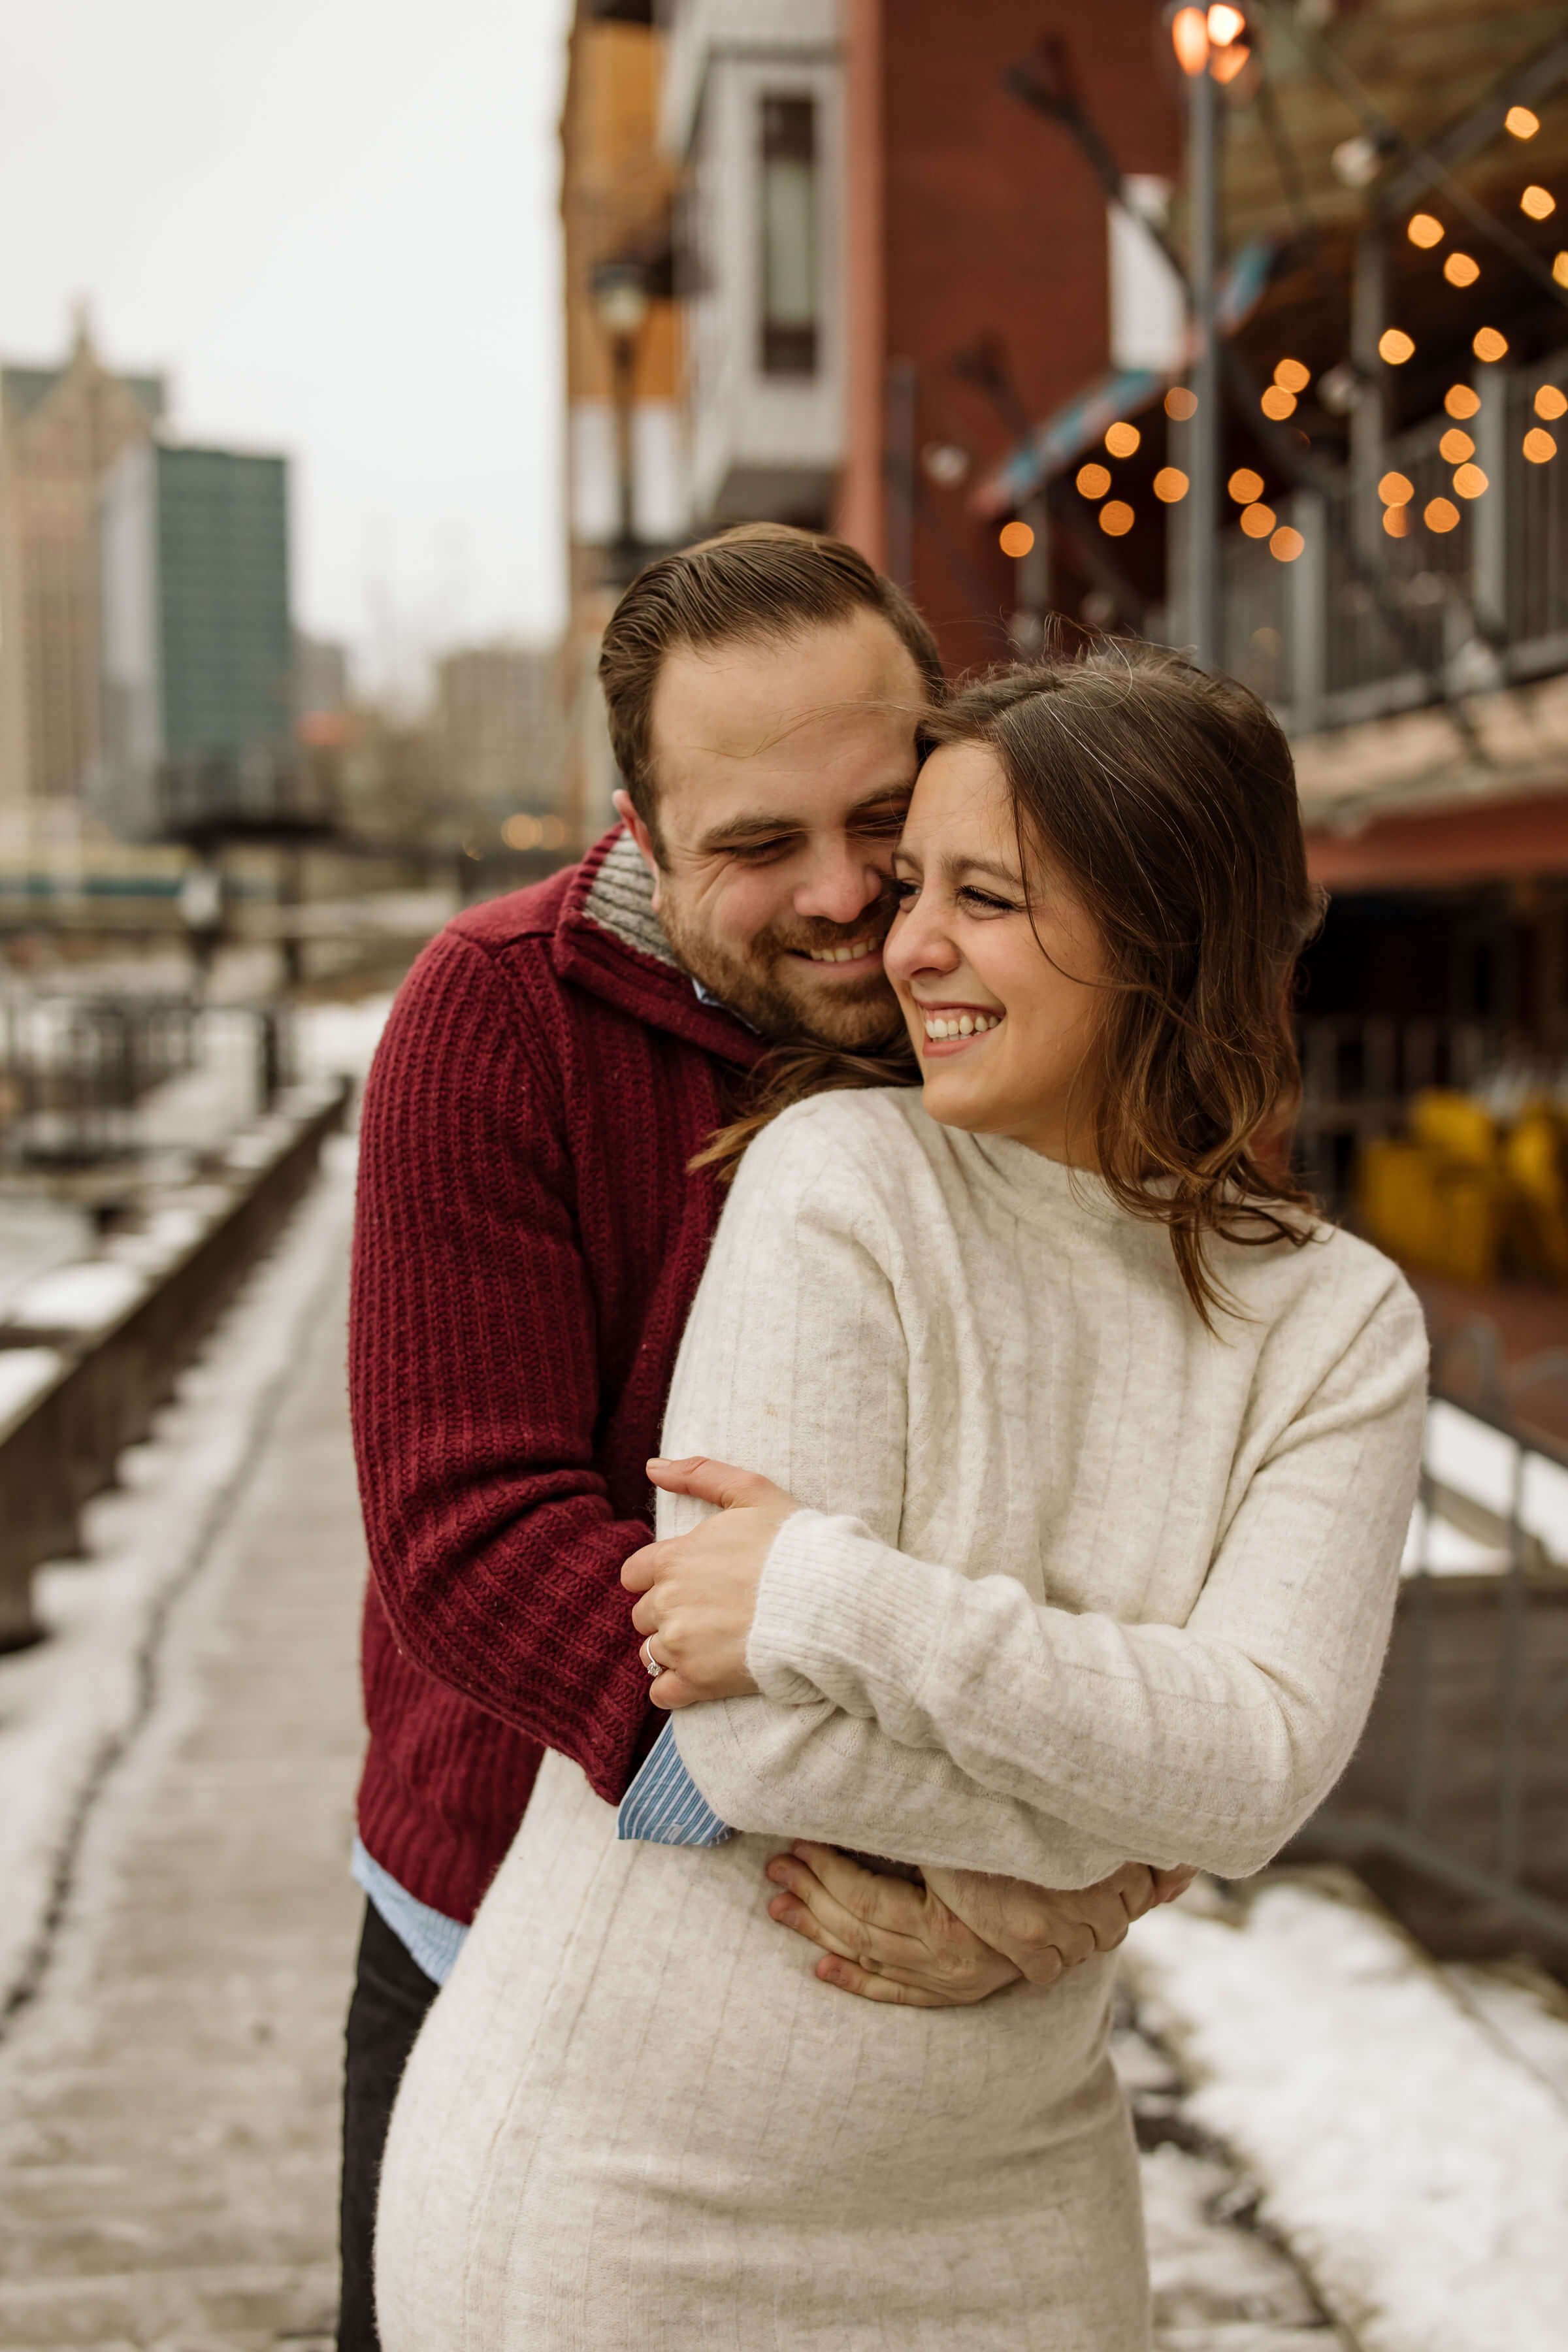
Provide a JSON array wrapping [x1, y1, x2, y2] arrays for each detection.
[[579, 828, 681, 973]]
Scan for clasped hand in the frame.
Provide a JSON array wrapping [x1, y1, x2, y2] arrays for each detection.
[[620, 1454, 800, 1709]]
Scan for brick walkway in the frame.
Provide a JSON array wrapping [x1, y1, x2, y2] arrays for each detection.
[[0, 1239, 362, 2351]]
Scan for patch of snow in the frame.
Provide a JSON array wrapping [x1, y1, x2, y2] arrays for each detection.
[[295, 994, 393, 1085], [0, 1137, 357, 2015], [0, 1196, 93, 1319], [1400, 1506, 1507, 1576], [0, 1347, 65, 1428], [5, 1260, 148, 1335], [1444, 1959, 1568, 2109], [1123, 1872, 1568, 2352]]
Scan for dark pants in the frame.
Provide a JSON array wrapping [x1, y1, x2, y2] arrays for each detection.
[[338, 1900, 439, 2352]]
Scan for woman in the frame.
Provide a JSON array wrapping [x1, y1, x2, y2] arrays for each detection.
[[376, 644, 1426, 2350]]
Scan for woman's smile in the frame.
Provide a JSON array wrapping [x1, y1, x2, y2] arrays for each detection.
[[915, 1002, 1006, 1055]]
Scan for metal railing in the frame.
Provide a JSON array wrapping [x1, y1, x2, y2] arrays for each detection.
[[1222, 340, 1568, 737], [1292, 1014, 1501, 1211], [1299, 1330, 1568, 1957], [0, 995, 199, 1166]]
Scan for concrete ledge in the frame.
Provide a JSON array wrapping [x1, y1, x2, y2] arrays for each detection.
[[0, 1079, 350, 1649]]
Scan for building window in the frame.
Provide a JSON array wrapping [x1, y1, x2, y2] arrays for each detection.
[[760, 95, 819, 378]]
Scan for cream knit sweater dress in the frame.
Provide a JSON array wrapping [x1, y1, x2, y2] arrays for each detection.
[[376, 1089, 1428, 2352]]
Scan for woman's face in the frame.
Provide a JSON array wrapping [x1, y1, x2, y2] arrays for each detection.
[[884, 742, 1111, 1164]]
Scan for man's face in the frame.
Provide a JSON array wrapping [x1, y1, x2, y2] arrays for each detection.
[[619, 610, 929, 1048]]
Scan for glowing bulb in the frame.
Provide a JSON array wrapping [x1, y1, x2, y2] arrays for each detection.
[[1556, 253, 1568, 288], [1100, 501, 1135, 538], [1536, 385, 1567, 421], [1211, 42, 1250, 82], [1473, 327, 1509, 363], [1171, 7, 1209, 74], [1507, 106, 1539, 140], [1523, 428, 1558, 465], [1228, 468, 1264, 504], [999, 520, 1035, 558], [1382, 506, 1410, 539], [1270, 527, 1304, 563], [1153, 467, 1189, 502], [1260, 385, 1297, 419], [1521, 186, 1557, 221], [1407, 213, 1444, 249], [1239, 504, 1277, 540], [1439, 429, 1475, 464], [1443, 252, 1479, 287], [1379, 329, 1415, 365], [1165, 386, 1198, 421], [1424, 498, 1460, 534], [1273, 357, 1311, 394], [1453, 463, 1489, 499], [1445, 383, 1481, 419], [1076, 463, 1111, 500], [1105, 421, 1141, 457], [1378, 471, 1414, 506], [1207, 3, 1245, 43]]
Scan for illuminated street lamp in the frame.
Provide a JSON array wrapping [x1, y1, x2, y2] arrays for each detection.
[[1168, 3, 1250, 668], [591, 260, 652, 561]]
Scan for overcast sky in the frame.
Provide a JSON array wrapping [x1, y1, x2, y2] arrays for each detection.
[[1, 0, 573, 700]]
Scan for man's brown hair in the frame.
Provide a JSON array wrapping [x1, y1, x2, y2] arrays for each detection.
[[598, 522, 946, 837]]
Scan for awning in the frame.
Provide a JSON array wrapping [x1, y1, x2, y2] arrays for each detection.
[[971, 237, 1281, 518]]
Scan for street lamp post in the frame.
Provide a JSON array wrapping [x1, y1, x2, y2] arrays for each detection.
[[591, 262, 652, 566], [1170, 5, 1249, 671]]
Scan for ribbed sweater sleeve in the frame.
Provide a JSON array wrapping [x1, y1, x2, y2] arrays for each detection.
[[349, 929, 655, 1805], [745, 1289, 1428, 1879]]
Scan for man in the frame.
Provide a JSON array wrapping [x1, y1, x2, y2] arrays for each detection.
[[342, 525, 1173, 2352]]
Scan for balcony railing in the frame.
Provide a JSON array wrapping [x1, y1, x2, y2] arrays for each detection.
[[1221, 340, 1568, 736]]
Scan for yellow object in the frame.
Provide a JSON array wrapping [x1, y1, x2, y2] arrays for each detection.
[[1410, 1091, 1496, 1167], [1358, 1138, 1498, 1284]]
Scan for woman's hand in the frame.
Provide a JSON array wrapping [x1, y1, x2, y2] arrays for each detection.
[[620, 1456, 801, 1708]]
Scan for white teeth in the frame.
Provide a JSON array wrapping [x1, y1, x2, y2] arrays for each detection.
[[806, 937, 877, 964], [923, 1011, 1002, 1041]]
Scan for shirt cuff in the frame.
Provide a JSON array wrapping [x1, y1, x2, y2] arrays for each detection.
[[746, 1505, 953, 1717]]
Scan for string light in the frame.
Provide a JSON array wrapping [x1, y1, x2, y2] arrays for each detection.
[[1105, 422, 1141, 457], [1171, 7, 1209, 74], [1425, 498, 1460, 533], [1407, 213, 1444, 248], [1077, 463, 1111, 499], [1522, 186, 1557, 221], [1443, 252, 1479, 287], [1383, 507, 1411, 538], [1166, 387, 1198, 420], [1445, 383, 1482, 419], [1473, 327, 1510, 363], [1378, 470, 1414, 506], [1536, 385, 1567, 420], [1239, 504, 1276, 539], [1270, 527, 1304, 563], [999, 520, 1036, 557], [1523, 428, 1558, 464], [1228, 468, 1264, 502], [1211, 42, 1250, 83], [1452, 463, 1489, 499], [1507, 106, 1540, 139], [1207, 4, 1245, 43], [1274, 357, 1311, 393], [1556, 254, 1568, 287], [1100, 501, 1135, 537], [1260, 385, 1297, 418], [1153, 467, 1190, 502], [1439, 428, 1475, 463], [1379, 328, 1416, 364]]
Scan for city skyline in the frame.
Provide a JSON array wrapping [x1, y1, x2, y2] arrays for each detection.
[[0, 0, 572, 700]]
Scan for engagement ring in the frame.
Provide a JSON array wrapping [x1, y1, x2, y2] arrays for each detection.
[[641, 1639, 663, 1678]]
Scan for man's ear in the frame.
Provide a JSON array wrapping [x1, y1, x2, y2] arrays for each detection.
[[612, 789, 663, 910]]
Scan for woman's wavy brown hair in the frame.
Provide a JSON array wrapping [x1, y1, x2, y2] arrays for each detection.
[[698, 636, 1325, 1327]]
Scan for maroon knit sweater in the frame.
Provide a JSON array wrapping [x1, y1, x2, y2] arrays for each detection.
[[348, 828, 763, 1922]]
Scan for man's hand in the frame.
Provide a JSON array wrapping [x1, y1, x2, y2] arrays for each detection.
[[620, 1456, 800, 1708], [764, 1845, 1200, 2006]]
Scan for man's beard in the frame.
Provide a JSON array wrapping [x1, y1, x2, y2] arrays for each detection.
[[659, 892, 902, 1049]]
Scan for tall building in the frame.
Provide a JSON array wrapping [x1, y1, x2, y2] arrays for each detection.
[[97, 442, 296, 841], [436, 642, 565, 819], [560, 0, 685, 845], [0, 311, 164, 847]]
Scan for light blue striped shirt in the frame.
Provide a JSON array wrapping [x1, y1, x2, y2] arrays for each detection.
[[617, 1720, 734, 1844], [351, 1837, 469, 1985]]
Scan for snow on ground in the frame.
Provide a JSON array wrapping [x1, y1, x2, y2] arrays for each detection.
[[295, 994, 393, 1087], [1123, 1870, 1568, 2352], [0, 1137, 357, 2018]]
